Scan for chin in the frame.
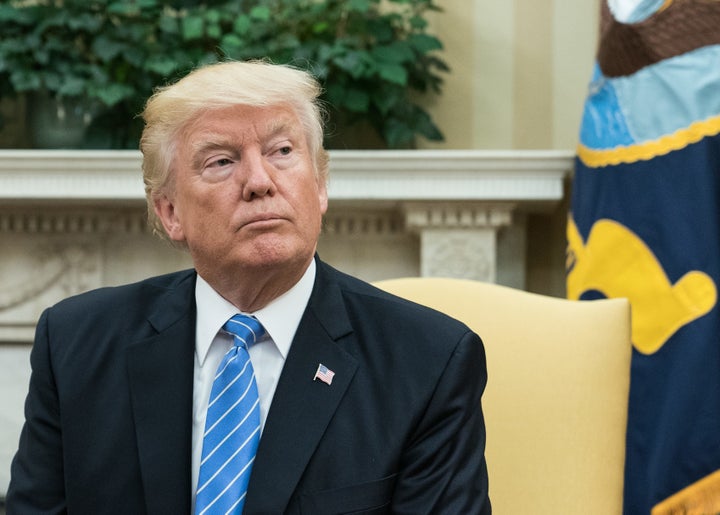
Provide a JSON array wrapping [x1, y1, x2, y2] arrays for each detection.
[[244, 243, 312, 269]]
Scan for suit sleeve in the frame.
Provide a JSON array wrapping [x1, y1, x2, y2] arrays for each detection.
[[6, 309, 67, 514], [392, 330, 492, 514]]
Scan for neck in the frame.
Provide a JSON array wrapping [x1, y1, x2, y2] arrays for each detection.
[[201, 256, 313, 313]]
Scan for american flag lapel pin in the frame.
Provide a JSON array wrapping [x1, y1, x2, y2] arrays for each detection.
[[313, 363, 335, 385]]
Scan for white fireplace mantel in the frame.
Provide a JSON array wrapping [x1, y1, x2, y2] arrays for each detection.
[[0, 149, 571, 203], [0, 149, 573, 344]]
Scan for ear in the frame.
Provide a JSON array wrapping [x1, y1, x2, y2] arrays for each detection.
[[317, 180, 329, 215], [153, 193, 186, 242]]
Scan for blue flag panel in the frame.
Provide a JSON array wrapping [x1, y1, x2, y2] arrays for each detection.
[[568, 1, 720, 513]]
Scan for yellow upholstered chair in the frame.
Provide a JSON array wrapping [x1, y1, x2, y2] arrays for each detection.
[[373, 277, 631, 515]]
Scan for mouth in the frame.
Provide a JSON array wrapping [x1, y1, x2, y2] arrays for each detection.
[[239, 214, 286, 230]]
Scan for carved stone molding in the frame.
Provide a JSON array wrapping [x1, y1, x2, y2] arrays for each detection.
[[0, 241, 101, 341], [0, 208, 150, 234], [421, 229, 495, 281], [322, 209, 403, 237], [0, 245, 94, 311], [403, 202, 514, 230], [403, 202, 515, 282]]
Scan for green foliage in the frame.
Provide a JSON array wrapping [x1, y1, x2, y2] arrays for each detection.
[[0, 0, 448, 148]]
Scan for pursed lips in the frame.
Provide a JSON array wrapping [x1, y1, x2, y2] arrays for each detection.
[[238, 213, 287, 230]]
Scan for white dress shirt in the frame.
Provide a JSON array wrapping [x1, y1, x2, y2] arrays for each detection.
[[190, 260, 316, 507]]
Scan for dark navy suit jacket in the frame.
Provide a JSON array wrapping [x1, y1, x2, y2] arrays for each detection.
[[8, 258, 491, 514]]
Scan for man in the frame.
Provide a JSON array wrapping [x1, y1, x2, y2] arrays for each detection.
[[7, 60, 491, 514]]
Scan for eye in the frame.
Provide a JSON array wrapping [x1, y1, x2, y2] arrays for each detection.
[[209, 157, 234, 167], [278, 146, 292, 156], [198, 154, 235, 182]]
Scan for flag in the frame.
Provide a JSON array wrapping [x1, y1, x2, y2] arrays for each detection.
[[313, 363, 335, 385], [567, 1, 720, 513]]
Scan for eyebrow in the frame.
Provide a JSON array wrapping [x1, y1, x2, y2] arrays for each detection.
[[189, 137, 239, 170], [187, 114, 303, 168]]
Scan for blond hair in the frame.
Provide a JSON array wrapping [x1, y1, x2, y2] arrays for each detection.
[[140, 60, 329, 239]]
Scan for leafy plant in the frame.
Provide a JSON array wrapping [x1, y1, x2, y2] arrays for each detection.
[[0, 0, 449, 149]]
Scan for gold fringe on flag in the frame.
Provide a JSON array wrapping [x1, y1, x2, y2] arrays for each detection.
[[577, 114, 720, 168], [651, 469, 720, 515]]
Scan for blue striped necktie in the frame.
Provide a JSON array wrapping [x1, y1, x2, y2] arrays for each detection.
[[195, 314, 264, 515]]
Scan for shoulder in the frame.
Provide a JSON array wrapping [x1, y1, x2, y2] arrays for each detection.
[[316, 259, 473, 342], [50, 269, 195, 312], [313, 260, 486, 407], [42, 269, 196, 337]]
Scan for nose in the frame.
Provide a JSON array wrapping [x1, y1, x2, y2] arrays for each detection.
[[239, 151, 276, 201]]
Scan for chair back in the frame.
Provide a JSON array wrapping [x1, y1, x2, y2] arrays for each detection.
[[374, 277, 631, 515]]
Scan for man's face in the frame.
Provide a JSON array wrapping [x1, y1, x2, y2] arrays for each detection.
[[154, 103, 328, 283]]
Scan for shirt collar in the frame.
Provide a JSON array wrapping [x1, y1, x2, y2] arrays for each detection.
[[195, 259, 316, 366]]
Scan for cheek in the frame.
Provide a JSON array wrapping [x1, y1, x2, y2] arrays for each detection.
[[298, 175, 327, 211], [183, 185, 228, 217], [296, 191, 325, 222]]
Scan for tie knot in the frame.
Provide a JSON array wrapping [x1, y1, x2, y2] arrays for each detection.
[[223, 314, 264, 349]]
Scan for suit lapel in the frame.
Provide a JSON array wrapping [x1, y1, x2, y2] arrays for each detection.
[[245, 264, 358, 514], [126, 272, 196, 515]]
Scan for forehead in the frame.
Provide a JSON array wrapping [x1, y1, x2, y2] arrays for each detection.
[[182, 103, 304, 145]]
